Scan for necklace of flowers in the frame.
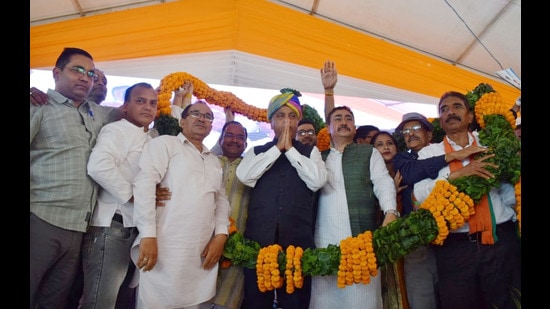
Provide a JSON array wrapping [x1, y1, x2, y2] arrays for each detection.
[[196, 79, 521, 291], [156, 72, 268, 122]]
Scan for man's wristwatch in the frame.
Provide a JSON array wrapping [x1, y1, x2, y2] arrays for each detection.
[[384, 209, 400, 218]]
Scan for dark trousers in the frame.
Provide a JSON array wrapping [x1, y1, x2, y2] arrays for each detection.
[[434, 221, 521, 309], [30, 213, 83, 309], [240, 267, 311, 309]]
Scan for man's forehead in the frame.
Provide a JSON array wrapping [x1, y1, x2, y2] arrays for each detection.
[[298, 124, 314, 129]]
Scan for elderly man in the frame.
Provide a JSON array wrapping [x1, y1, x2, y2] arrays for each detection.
[[413, 91, 521, 309], [131, 101, 231, 308], [393, 112, 486, 309], [236, 89, 327, 309]]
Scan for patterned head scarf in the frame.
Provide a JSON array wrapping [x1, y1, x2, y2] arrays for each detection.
[[267, 88, 302, 120]]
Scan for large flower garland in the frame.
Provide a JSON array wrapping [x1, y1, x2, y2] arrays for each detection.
[[155, 73, 520, 292], [156, 72, 268, 122]]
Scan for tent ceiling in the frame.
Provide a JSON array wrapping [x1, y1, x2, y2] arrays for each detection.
[[30, 0, 521, 80], [30, 0, 520, 114]]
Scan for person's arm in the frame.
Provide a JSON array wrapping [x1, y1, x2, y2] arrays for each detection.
[[393, 152, 447, 185], [30, 87, 49, 106], [285, 146, 328, 192], [236, 145, 282, 187], [87, 124, 134, 204], [413, 145, 447, 203], [321, 60, 337, 120], [370, 149, 398, 226], [394, 146, 490, 185], [201, 176, 231, 269], [172, 80, 194, 109]]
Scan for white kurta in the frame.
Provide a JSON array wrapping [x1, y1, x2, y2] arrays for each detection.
[[87, 118, 152, 227], [310, 148, 383, 309], [131, 133, 230, 309]]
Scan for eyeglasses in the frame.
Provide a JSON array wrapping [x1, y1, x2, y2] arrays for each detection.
[[297, 129, 316, 136], [400, 124, 423, 135], [223, 133, 246, 141], [187, 110, 214, 122], [67, 66, 99, 82]]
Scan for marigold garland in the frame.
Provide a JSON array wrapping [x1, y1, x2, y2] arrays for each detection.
[[157, 72, 268, 122], [219, 82, 521, 293], [220, 217, 238, 269], [256, 244, 283, 292], [474, 92, 516, 129], [317, 127, 331, 151], [337, 231, 377, 288], [419, 180, 475, 245], [284, 245, 304, 293]]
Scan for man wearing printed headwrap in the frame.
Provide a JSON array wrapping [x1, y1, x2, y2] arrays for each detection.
[[236, 88, 328, 309]]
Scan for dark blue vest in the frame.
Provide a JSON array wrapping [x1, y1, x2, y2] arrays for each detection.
[[244, 140, 316, 249]]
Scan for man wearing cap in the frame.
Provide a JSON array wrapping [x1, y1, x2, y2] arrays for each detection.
[[236, 88, 328, 309], [393, 112, 486, 309]]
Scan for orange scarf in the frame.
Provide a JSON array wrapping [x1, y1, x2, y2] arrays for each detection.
[[444, 134, 497, 244]]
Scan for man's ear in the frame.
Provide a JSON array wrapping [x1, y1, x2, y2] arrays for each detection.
[[52, 67, 61, 81]]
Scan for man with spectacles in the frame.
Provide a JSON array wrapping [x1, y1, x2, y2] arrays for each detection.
[[296, 119, 318, 146], [31, 68, 108, 105], [30, 47, 122, 308], [131, 100, 231, 308], [392, 112, 487, 309]]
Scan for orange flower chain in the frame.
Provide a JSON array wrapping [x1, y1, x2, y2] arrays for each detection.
[[157, 72, 268, 122], [203, 80, 521, 293], [419, 180, 475, 245], [316, 127, 331, 152], [284, 245, 304, 294], [256, 244, 284, 292], [474, 92, 516, 129], [337, 231, 377, 288]]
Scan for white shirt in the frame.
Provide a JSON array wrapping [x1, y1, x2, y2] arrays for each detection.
[[236, 144, 327, 191], [413, 133, 516, 233], [171, 104, 184, 120], [310, 146, 392, 309], [87, 118, 153, 227], [131, 133, 231, 308]]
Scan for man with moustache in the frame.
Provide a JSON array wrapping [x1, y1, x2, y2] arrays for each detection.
[[310, 105, 398, 309], [392, 112, 487, 309], [413, 91, 521, 309]]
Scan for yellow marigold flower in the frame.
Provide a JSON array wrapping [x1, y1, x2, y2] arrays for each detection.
[[317, 127, 331, 151], [158, 72, 269, 122]]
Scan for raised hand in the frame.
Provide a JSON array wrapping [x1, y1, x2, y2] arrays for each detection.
[[321, 60, 338, 90]]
